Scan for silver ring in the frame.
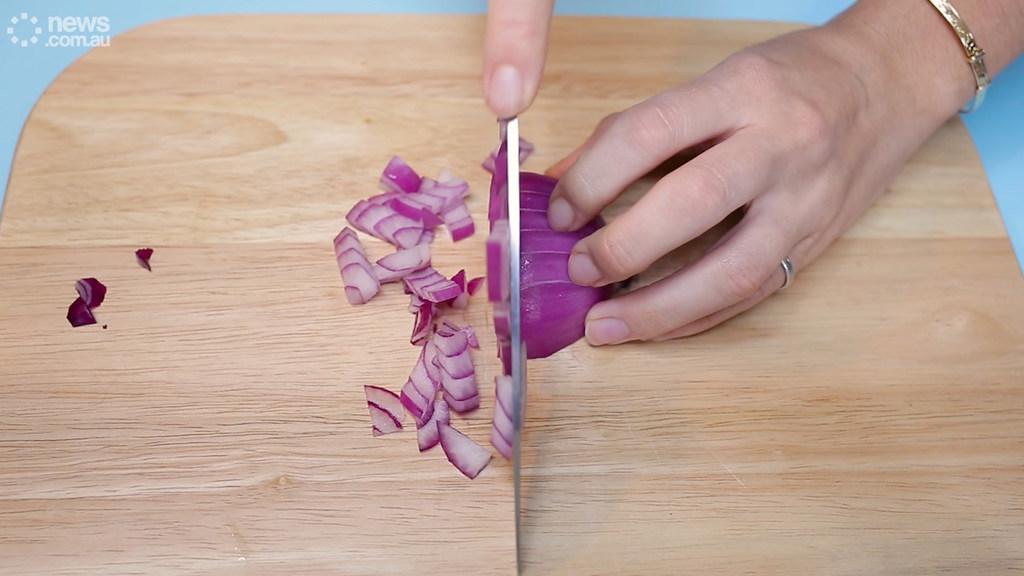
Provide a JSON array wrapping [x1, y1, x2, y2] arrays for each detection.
[[779, 257, 795, 291]]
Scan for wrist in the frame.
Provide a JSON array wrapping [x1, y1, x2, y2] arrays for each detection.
[[824, 0, 976, 125]]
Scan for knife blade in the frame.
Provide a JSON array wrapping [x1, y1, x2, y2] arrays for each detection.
[[503, 117, 527, 573]]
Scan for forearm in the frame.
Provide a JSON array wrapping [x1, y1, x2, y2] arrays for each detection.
[[828, 0, 1024, 123]]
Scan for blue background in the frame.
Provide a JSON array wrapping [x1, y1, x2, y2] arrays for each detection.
[[1, 1, 1021, 267]]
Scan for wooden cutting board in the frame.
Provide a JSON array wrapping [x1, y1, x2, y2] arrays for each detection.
[[1, 14, 1022, 575]]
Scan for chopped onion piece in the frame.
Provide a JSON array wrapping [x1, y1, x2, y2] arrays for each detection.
[[374, 244, 431, 283], [135, 248, 154, 271], [438, 423, 491, 479], [417, 398, 451, 451], [66, 297, 96, 327], [379, 155, 421, 194], [443, 391, 480, 413], [75, 278, 107, 309], [334, 227, 380, 305], [410, 301, 435, 345], [443, 201, 475, 242], [364, 385, 406, 425], [467, 276, 485, 296], [404, 267, 461, 303], [490, 426, 513, 460], [368, 402, 403, 436]]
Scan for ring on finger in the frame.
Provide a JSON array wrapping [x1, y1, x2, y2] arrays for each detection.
[[778, 256, 795, 291]]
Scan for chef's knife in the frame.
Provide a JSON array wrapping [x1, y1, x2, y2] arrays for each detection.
[[503, 117, 527, 572]]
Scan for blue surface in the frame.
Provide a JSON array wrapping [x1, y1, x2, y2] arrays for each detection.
[[1, 0, 1020, 267]]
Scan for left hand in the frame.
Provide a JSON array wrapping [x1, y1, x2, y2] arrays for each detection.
[[544, 23, 964, 344]]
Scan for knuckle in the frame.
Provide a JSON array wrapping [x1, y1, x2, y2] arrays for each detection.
[[788, 99, 831, 147], [721, 51, 779, 91], [617, 99, 679, 155], [592, 230, 640, 280], [717, 252, 765, 301], [560, 167, 598, 211], [684, 161, 731, 213]]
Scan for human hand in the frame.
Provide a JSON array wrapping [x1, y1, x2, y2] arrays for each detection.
[[483, 0, 555, 118], [546, 17, 971, 344]]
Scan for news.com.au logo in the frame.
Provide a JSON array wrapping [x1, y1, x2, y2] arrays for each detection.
[[6, 12, 112, 48]]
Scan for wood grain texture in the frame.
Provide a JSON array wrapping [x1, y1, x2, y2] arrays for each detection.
[[0, 14, 1022, 575]]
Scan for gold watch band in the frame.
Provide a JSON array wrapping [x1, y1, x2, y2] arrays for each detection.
[[924, 0, 990, 113]]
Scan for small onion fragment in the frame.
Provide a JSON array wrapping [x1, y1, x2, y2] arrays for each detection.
[[135, 248, 154, 271], [368, 403, 403, 436], [67, 277, 107, 328], [442, 202, 475, 242], [379, 156, 422, 194], [410, 301, 435, 345], [404, 267, 461, 303], [75, 278, 107, 309], [467, 276, 485, 296], [438, 423, 492, 479], [374, 244, 431, 283], [364, 385, 406, 427], [67, 297, 96, 327], [417, 398, 451, 451]]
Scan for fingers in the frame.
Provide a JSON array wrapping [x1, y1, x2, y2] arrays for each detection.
[[566, 132, 779, 286], [484, 0, 555, 118], [583, 208, 801, 345], [653, 264, 786, 340], [548, 81, 737, 232]]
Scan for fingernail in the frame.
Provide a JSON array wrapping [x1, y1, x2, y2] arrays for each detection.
[[586, 317, 631, 346], [487, 65, 523, 118], [548, 196, 574, 231], [568, 251, 602, 285]]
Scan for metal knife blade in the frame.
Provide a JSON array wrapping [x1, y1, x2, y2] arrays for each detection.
[[504, 117, 527, 573]]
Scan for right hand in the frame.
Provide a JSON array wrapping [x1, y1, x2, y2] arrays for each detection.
[[484, 0, 555, 118]]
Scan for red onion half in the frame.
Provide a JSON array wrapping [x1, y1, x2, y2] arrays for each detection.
[[486, 143, 610, 359]]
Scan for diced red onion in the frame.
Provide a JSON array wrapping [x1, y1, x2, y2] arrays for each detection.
[[467, 276, 485, 296], [135, 248, 153, 271], [75, 278, 107, 309], [67, 278, 107, 328], [442, 391, 481, 413], [404, 267, 461, 303], [410, 301, 435, 345], [438, 423, 491, 479], [67, 297, 96, 327], [374, 244, 431, 283], [400, 384, 433, 424], [364, 385, 406, 426], [379, 156, 422, 194], [333, 227, 380, 305], [490, 426, 513, 460], [368, 403, 403, 436], [422, 180, 470, 212], [442, 201, 475, 242], [389, 196, 444, 229], [433, 328, 469, 357], [417, 398, 451, 451]]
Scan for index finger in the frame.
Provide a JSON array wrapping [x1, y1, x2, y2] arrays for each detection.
[[484, 0, 555, 118]]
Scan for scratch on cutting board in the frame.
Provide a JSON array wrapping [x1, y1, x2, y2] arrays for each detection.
[[709, 451, 746, 488]]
